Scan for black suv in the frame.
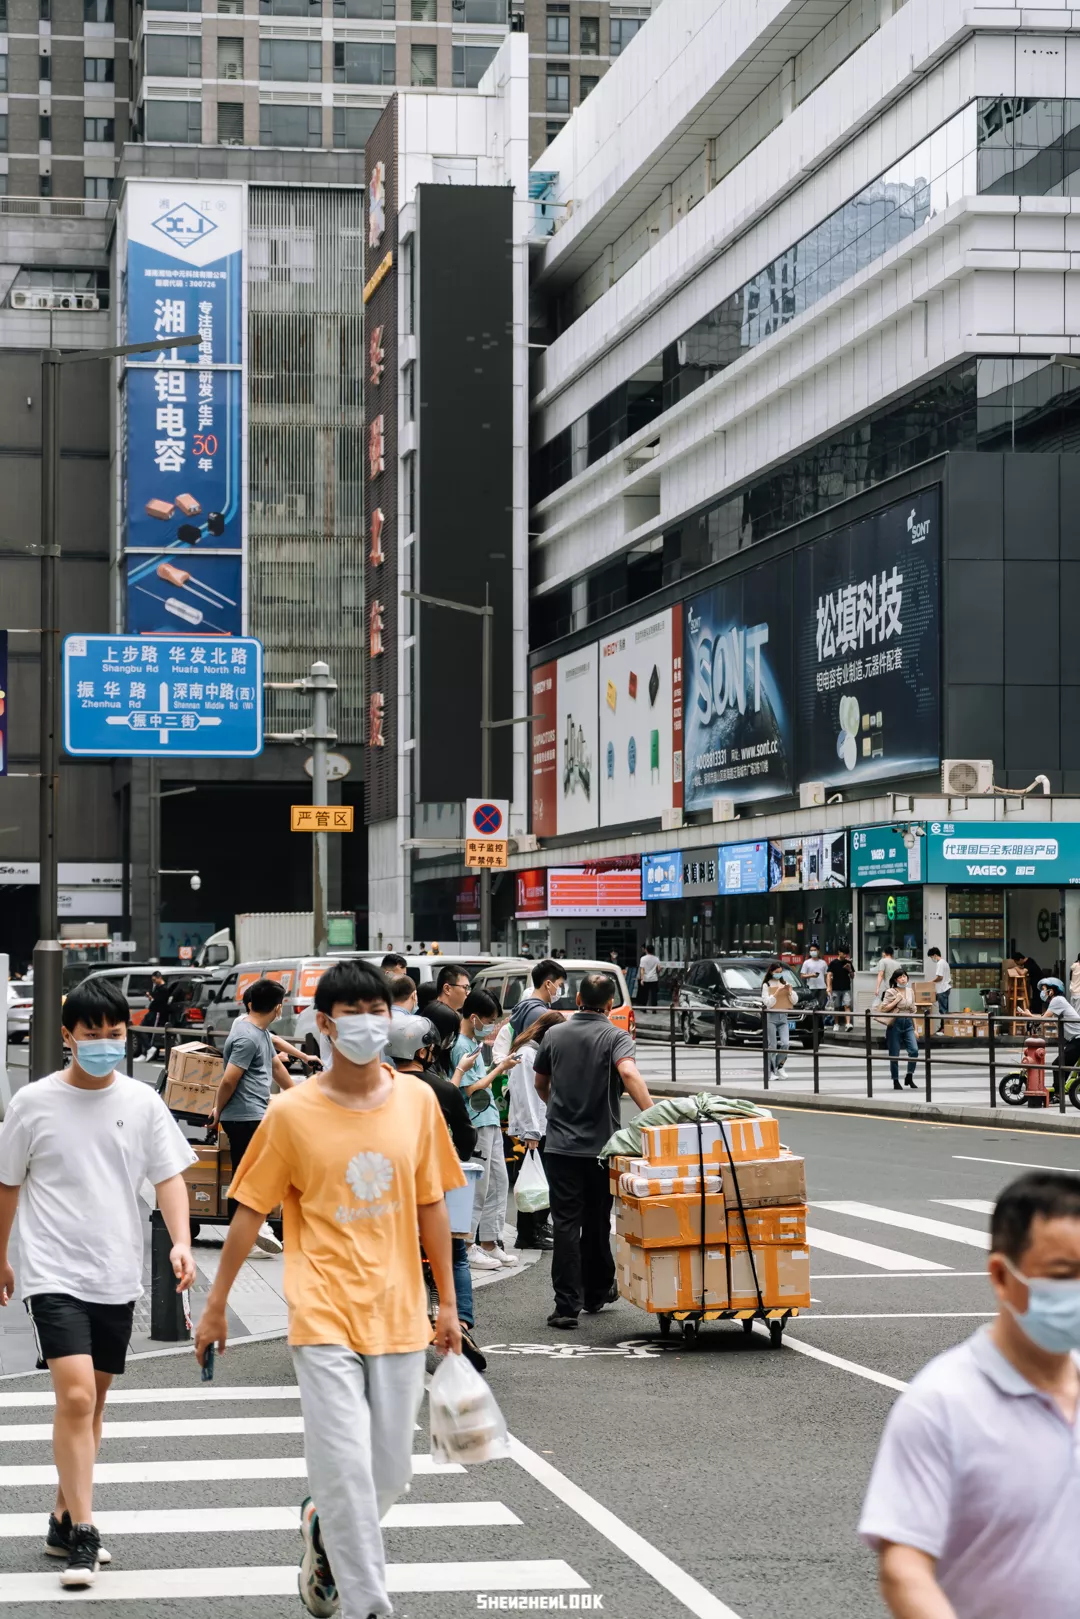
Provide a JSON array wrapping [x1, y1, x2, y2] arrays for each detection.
[[639, 958, 815, 1048]]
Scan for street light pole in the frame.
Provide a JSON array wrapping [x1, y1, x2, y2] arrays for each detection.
[[479, 586, 492, 952], [309, 661, 334, 957], [30, 333, 200, 1080]]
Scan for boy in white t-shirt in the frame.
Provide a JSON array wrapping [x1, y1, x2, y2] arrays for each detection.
[[0, 976, 196, 1590]]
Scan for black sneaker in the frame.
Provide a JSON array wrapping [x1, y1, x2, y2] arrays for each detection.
[[60, 1523, 101, 1589], [547, 1311, 579, 1329], [45, 1511, 112, 1566], [460, 1328, 488, 1374]]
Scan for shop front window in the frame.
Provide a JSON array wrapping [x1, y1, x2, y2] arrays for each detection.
[[860, 887, 923, 970]]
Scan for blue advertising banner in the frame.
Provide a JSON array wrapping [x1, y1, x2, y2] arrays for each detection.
[[63, 634, 262, 758], [795, 489, 940, 788], [118, 181, 245, 636], [683, 560, 793, 809], [926, 821, 1080, 885], [0, 631, 7, 777], [642, 850, 683, 900], [851, 823, 925, 887], [719, 840, 770, 895]]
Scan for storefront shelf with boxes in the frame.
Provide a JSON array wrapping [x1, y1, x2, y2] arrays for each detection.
[[608, 1111, 809, 1346], [164, 1042, 282, 1240], [948, 889, 1006, 1005]]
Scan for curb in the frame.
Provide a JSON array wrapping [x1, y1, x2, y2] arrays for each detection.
[[648, 1082, 1080, 1133]]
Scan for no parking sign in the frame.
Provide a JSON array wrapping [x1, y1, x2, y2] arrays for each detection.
[[465, 798, 509, 869]]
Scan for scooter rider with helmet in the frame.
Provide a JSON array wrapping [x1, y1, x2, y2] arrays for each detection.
[[1037, 977, 1080, 1096]]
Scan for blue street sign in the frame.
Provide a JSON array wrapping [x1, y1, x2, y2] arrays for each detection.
[[63, 634, 263, 758]]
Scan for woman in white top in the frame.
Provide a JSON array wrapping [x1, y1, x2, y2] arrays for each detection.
[[761, 964, 797, 1076], [507, 1010, 564, 1250]]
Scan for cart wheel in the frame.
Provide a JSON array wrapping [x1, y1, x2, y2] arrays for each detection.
[[189, 1220, 202, 1244], [680, 1319, 698, 1344], [658, 1314, 671, 1338], [769, 1320, 784, 1349], [741, 1317, 754, 1336]]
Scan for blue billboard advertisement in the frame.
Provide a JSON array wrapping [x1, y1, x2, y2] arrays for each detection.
[[118, 181, 245, 635], [851, 823, 925, 887], [683, 560, 794, 809], [719, 840, 770, 894], [926, 821, 1080, 885], [642, 850, 683, 900]]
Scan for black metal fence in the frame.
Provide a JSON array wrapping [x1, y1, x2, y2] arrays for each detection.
[[650, 1004, 1078, 1114]]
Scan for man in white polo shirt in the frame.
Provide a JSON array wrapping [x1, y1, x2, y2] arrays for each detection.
[[860, 1170, 1080, 1619]]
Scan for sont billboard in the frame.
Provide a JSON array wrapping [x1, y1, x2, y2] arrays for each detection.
[[118, 181, 245, 637], [683, 559, 794, 810], [556, 644, 599, 836], [795, 489, 940, 788], [599, 608, 680, 828]]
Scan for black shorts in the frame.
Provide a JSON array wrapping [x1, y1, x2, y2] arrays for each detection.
[[25, 1294, 136, 1375]]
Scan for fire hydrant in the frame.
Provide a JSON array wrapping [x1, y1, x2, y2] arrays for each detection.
[[1022, 1035, 1049, 1107]]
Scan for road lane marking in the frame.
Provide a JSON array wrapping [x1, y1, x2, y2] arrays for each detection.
[[0, 1455, 462, 1487], [954, 1154, 1080, 1172], [805, 1226, 949, 1271], [751, 1328, 907, 1392], [0, 1416, 304, 1444], [0, 1502, 520, 1536], [510, 1434, 743, 1619], [935, 1199, 994, 1215], [813, 1202, 989, 1249], [811, 1270, 988, 1280], [0, 1560, 587, 1602], [0, 1386, 300, 1410], [787, 1312, 993, 1321]]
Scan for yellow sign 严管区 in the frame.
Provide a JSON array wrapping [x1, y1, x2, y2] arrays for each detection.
[[290, 805, 355, 832], [466, 838, 508, 869]]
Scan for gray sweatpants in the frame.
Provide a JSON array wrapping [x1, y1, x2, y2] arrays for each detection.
[[292, 1343, 426, 1619]]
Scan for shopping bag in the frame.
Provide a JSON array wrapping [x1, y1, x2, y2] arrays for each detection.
[[514, 1147, 549, 1214], [429, 1351, 510, 1465]]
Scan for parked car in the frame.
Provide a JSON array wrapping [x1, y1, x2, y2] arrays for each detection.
[[636, 957, 815, 1048], [78, 965, 209, 1027], [471, 959, 636, 1038], [6, 980, 33, 1042]]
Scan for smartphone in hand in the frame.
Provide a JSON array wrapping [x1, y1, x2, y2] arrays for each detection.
[[201, 1342, 216, 1383]]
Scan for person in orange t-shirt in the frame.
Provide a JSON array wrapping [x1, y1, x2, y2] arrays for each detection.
[[194, 959, 465, 1619]]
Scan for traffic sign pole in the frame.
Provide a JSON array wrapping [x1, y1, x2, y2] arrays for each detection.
[[309, 661, 333, 957], [480, 591, 492, 953]]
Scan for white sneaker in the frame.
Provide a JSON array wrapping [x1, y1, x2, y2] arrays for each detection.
[[253, 1223, 283, 1255], [494, 1247, 520, 1267], [467, 1244, 502, 1271]]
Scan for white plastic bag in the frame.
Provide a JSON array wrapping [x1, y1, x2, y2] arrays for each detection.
[[429, 1352, 510, 1465], [514, 1147, 549, 1215]]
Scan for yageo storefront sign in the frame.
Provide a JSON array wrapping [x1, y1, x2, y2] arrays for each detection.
[[926, 822, 1080, 885]]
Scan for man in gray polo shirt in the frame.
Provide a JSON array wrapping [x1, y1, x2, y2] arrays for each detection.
[[533, 973, 652, 1330], [860, 1170, 1080, 1619], [213, 976, 296, 1253]]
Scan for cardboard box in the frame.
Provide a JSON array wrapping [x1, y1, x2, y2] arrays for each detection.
[[914, 982, 937, 1006], [183, 1144, 218, 1215], [608, 1154, 635, 1195], [167, 1042, 223, 1087], [616, 1191, 727, 1248], [619, 1171, 722, 1199], [728, 1245, 811, 1309], [723, 1154, 806, 1209], [726, 1204, 806, 1246], [165, 1076, 218, 1118], [640, 1115, 780, 1167], [624, 1244, 729, 1312]]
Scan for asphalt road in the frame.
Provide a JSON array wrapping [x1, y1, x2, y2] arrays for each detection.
[[0, 1106, 1075, 1616]]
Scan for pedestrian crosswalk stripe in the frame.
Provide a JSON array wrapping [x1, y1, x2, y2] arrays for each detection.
[[934, 1198, 994, 1216], [0, 1417, 304, 1444], [0, 1501, 521, 1537], [805, 1226, 949, 1272], [0, 1454, 462, 1487], [812, 1202, 990, 1249], [0, 1559, 588, 1602], [0, 1386, 301, 1411]]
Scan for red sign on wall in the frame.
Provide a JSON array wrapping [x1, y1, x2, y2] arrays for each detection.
[[515, 868, 548, 917], [530, 660, 557, 837]]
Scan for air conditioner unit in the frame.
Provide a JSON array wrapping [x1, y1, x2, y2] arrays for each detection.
[[514, 833, 539, 854], [223, 62, 241, 79], [10, 290, 31, 309], [74, 293, 100, 311], [57, 294, 78, 310], [220, 136, 243, 146], [661, 807, 683, 833], [799, 780, 826, 809], [711, 797, 737, 823], [942, 758, 994, 795]]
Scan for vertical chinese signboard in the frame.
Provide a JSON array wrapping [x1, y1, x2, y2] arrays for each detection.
[[117, 181, 245, 636], [364, 101, 398, 823]]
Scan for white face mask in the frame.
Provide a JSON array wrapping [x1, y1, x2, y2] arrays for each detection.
[[327, 1012, 390, 1065]]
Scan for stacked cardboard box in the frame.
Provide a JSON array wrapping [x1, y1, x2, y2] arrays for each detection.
[[613, 1116, 810, 1314], [164, 1043, 222, 1118]]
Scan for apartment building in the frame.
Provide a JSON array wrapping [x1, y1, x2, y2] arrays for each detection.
[[515, 0, 654, 161]]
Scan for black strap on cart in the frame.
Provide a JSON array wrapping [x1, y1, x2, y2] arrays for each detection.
[[712, 1110, 764, 1318]]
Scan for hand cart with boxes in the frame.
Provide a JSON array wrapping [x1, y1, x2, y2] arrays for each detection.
[[606, 1106, 810, 1346]]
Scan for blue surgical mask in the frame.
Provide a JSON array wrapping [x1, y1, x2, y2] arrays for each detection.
[[1003, 1256, 1080, 1353], [73, 1039, 125, 1079], [475, 1021, 495, 1039]]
